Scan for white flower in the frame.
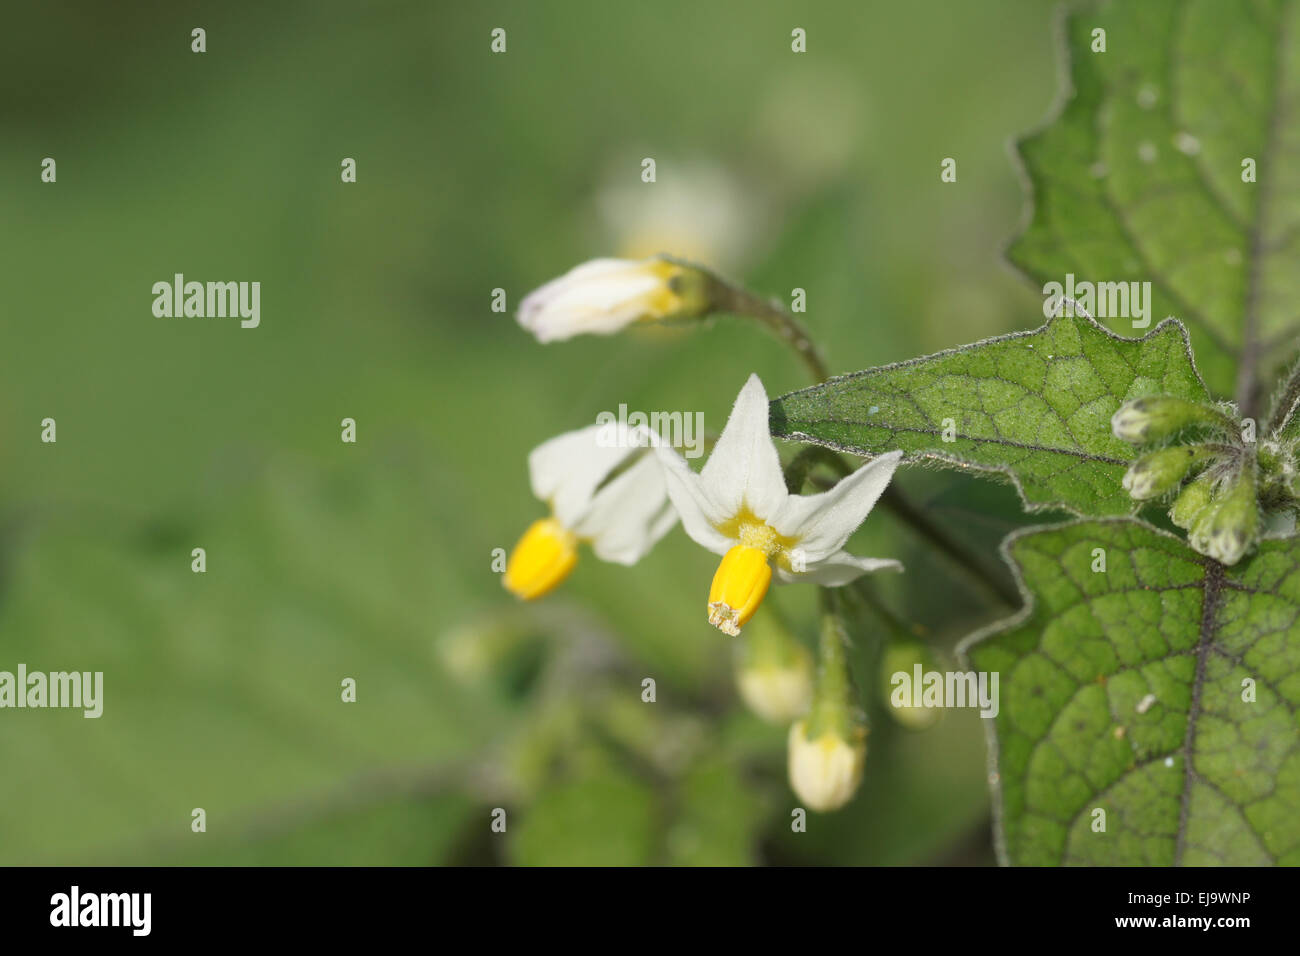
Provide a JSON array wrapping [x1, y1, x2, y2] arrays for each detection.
[[517, 257, 708, 343], [655, 373, 902, 635], [504, 424, 676, 599], [787, 719, 866, 813]]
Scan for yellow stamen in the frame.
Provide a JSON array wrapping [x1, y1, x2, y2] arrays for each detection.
[[503, 517, 579, 600], [708, 545, 773, 636]]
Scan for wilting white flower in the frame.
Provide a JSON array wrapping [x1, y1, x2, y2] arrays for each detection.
[[504, 424, 676, 599], [517, 257, 708, 344], [787, 719, 866, 813], [655, 373, 902, 635]]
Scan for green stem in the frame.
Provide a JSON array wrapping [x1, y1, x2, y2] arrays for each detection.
[[1265, 356, 1300, 436], [807, 589, 854, 738], [879, 486, 1021, 608], [848, 577, 919, 644], [782, 444, 851, 493], [708, 278, 830, 383]]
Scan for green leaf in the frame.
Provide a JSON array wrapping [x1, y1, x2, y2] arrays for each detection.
[[664, 757, 766, 866], [510, 765, 658, 866], [961, 519, 1300, 865], [1008, 0, 1300, 402], [769, 313, 1208, 516]]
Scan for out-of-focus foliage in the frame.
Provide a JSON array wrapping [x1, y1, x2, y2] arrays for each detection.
[[0, 0, 1059, 864]]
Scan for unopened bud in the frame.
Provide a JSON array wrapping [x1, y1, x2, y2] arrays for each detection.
[[880, 643, 943, 730], [1122, 445, 1213, 500], [734, 613, 813, 724], [1170, 470, 1216, 530], [1111, 396, 1226, 444], [787, 716, 866, 813], [1188, 470, 1259, 566]]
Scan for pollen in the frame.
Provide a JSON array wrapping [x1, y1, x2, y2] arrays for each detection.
[[737, 521, 780, 554], [503, 517, 579, 601], [707, 544, 773, 636]]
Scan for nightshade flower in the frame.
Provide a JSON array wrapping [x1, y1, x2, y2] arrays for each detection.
[[504, 424, 677, 600], [517, 256, 710, 343], [655, 374, 903, 636]]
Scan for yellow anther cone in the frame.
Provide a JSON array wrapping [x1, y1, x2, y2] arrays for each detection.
[[708, 544, 773, 636], [504, 518, 579, 600]]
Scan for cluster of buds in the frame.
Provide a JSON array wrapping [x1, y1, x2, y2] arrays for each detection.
[[1111, 396, 1263, 565]]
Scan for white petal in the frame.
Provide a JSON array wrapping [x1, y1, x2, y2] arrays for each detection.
[[655, 444, 735, 556], [774, 552, 903, 586], [517, 259, 663, 343], [575, 452, 678, 565], [700, 374, 788, 520], [771, 451, 902, 562], [528, 423, 640, 528]]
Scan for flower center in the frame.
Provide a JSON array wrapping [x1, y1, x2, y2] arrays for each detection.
[[737, 520, 781, 555]]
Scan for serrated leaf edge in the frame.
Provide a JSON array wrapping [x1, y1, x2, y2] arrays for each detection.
[[771, 313, 1209, 518]]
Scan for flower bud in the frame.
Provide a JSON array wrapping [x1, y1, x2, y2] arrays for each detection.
[[1188, 470, 1259, 566], [1111, 396, 1225, 444], [1122, 445, 1213, 500], [734, 614, 813, 723], [1170, 470, 1216, 530], [787, 717, 866, 813], [517, 256, 711, 343], [880, 643, 943, 730]]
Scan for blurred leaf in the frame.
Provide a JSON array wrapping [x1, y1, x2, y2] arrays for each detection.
[[511, 765, 658, 866], [666, 757, 765, 866], [1007, 0, 1300, 399], [0, 455, 511, 864], [769, 313, 1207, 516], [962, 519, 1300, 865], [161, 792, 478, 866]]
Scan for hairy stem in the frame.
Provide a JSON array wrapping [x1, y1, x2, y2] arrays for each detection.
[[708, 278, 830, 383], [1265, 356, 1300, 436], [878, 486, 1021, 608]]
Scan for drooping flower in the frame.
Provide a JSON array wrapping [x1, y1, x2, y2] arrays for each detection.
[[655, 373, 903, 636], [504, 424, 676, 599], [517, 257, 710, 343]]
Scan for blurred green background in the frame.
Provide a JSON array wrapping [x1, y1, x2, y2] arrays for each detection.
[[0, 0, 1063, 864]]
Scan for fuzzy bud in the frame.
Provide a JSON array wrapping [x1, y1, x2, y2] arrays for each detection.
[[1111, 396, 1226, 444]]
